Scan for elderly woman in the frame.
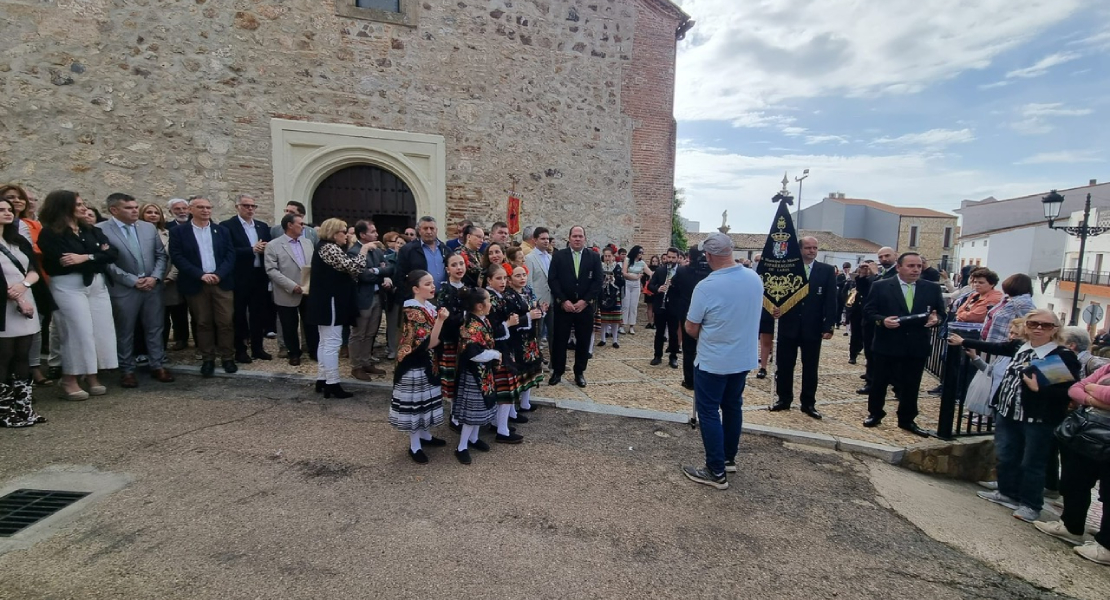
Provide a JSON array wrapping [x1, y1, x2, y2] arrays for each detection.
[[949, 309, 1080, 523], [1032, 361, 1110, 566], [954, 267, 1004, 323], [0, 196, 55, 426], [308, 218, 372, 399], [981, 273, 1037, 343], [141, 202, 189, 350], [37, 191, 119, 400]]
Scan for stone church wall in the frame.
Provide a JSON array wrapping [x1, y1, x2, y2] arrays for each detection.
[[0, 0, 685, 252]]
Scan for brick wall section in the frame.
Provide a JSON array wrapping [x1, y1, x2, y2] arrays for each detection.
[[898, 216, 959, 267], [622, 0, 683, 256], [0, 0, 684, 250]]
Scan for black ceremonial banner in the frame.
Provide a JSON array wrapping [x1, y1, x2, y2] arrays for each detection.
[[756, 201, 807, 316]]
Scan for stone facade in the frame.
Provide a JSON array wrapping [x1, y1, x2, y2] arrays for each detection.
[[0, 0, 689, 253], [897, 216, 958, 270], [900, 437, 995, 482]]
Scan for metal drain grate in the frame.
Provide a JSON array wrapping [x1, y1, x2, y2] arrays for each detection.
[[0, 489, 90, 537]]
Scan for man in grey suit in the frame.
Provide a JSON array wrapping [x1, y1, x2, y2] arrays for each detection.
[[348, 220, 390, 380], [264, 213, 317, 366], [524, 226, 554, 347], [98, 193, 174, 387]]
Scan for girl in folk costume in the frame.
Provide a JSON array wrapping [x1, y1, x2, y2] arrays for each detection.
[[508, 265, 545, 412], [485, 263, 524, 444], [595, 246, 624, 348], [437, 254, 468, 427], [390, 270, 451, 464], [458, 224, 485, 289], [453, 287, 500, 465], [480, 242, 512, 288]]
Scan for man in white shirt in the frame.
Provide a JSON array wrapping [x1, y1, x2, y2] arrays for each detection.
[[680, 232, 764, 490], [220, 194, 272, 363]]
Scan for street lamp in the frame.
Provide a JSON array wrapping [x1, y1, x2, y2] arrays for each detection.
[[1042, 189, 1110, 326], [795, 168, 810, 229]]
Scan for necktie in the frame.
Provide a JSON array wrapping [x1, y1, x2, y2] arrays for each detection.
[[573, 251, 581, 277], [805, 263, 811, 279], [904, 283, 915, 311], [125, 224, 145, 274]]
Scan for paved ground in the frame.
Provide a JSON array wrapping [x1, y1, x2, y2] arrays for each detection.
[[1, 377, 1098, 600]]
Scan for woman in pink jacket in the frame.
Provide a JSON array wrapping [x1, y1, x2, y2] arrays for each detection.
[[1034, 364, 1110, 566]]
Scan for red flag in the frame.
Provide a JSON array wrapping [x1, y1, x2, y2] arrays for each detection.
[[507, 194, 521, 235]]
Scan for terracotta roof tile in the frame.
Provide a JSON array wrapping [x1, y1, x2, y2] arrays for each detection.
[[832, 197, 955, 218], [686, 230, 880, 254]]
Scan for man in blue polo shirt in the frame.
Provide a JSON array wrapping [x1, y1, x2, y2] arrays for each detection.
[[681, 232, 764, 490]]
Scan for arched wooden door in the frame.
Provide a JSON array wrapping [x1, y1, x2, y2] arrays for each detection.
[[311, 164, 416, 234]]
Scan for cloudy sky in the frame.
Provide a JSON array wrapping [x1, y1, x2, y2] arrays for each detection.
[[671, 0, 1109, 233]]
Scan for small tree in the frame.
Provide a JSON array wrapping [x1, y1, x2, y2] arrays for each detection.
[[671, 187, 689, 251]]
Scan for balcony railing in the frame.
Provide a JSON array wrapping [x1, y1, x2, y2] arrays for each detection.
[[1060, 268, 1110, 287]]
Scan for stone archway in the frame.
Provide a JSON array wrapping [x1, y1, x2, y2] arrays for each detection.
[[270, 119, 446, 226]]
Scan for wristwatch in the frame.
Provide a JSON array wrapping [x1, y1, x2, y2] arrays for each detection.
[[20, 280, 31, 288]]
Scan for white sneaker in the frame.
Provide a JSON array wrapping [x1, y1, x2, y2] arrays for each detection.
[[977, 480, 998, 490], [724, 460, 737, 473], [1034, 520, 1085, 545], [977, 490, 1018, 510], [1075, 541, 1110, 565], [628, 327, 636, 335], [1013, 506, 1040, 523], [618, 326, 626, 334]]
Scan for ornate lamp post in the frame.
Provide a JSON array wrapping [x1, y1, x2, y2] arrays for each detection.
[[1042, 189, 1110, 326], [795, 168, 809, 229]]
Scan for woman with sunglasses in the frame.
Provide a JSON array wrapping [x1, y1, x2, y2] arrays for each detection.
[[949, 308, 1080, 523]]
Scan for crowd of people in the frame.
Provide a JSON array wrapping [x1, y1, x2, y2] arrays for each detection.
[[0, 184, 1104, 566]]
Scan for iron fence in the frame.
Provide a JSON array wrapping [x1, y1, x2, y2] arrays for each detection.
[[926, 323, 996, 439], [1060, 268, 1110, 287]]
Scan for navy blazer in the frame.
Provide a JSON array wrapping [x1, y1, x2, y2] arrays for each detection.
[[168, 221, 236, 296], [220, 217, 271, 284]]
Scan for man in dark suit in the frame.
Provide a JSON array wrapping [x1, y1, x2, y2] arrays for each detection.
[[668, 246, 711, 389], [548, 225, 604, 388], [349, 220, 389, 380], [769, 237, 839, 419], [648, 248, 680, 368], [220, 194, 272, 363], [168, 196, 237, 377], [857, 248, 899, 395], [862, 251, 945, 436], [397, 216, 449, 293]]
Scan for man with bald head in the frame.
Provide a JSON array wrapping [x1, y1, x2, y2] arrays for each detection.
[[875, 247, 898, 280], [768, 236, 838, 419]]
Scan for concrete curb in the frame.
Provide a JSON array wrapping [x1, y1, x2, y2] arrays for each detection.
[[170, 367, 906, 463]]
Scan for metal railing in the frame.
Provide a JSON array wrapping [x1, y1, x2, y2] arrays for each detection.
[[926, 323, 996, 439], [1060, 268, 1110, 287]]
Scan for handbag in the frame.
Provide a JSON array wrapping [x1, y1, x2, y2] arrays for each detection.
[[964, 368, 994, 416], [1054, 407, 1110, 462]]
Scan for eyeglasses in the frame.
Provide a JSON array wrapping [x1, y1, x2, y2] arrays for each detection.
[[1025, 321, 1057, 330], [239, 204, 257, 209]]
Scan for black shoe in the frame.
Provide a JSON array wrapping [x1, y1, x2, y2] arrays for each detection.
[[253, 350, 273, 361], [863, 416, 882, 428], [756, 368, 767, 379], [927, 385, 943, 396], [495, 432, 524, 444], [200, 360, 215, 378], [681, 380, 694, 390], [409, 449, 429, 464], [508, 414, 529, 424], [669, 357, 678, 369], [315, 379, 325, 393], [48, 366, 63, 380], [859, 373, 868, 380], [222, 360, 238, 374], [568, 340, 576, 349], [646, 323, 655, 330], [856, 386, 871, 395], [487, 424, 516, 434], [848, 357, 857, 365], [449, 421, 462, 433], [454, 449, 472, 465], [801, 406, 823, 420], [612, 342, 620, 349], [769, 401, 791, 412], [650, 357, 662, 366], [518, 405, 537, 413], [899, 422, 930, 438], [424, 436, 447, 447], [548, 373, 562, 385], [323, 383, 353, 399], [469, 439, 491, 452], [235, 352, 252, 364], [597, 341, 606, 347], [574, 373, 587, 388]]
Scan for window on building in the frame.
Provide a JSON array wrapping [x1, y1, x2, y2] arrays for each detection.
[[975, 259, 981, 266], [909, 225, 919, 248], [941, 254, 950, 271], [337, 0, 414, 26], [983, 239, 988, 247], [971, 241, 975, 247], [943, 227, 952, 249]]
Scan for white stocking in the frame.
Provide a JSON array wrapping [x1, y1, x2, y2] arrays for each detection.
[[458, 425, 474, 451], [418, 429, 432, 441], [410, 432, 423, 453], [520, 389, 532, 410], [509, 403, 518, 418], [468, 424, 480, 443], [496, 404, 512, 436]]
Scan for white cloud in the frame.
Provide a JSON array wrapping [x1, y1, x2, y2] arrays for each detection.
[[872, 128, 975, 149], [781, 126, 808, 137], [805, 135, 849, 145], [1009, 102, 1094, 135], [672, 0, 1084, 123], [1015, 150, 1104, 165], [1004, 51, 1082, 79]]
